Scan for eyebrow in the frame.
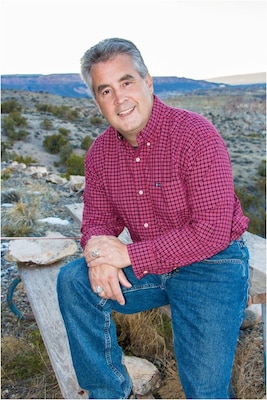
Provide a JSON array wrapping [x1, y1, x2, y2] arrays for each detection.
[[96, 74, 135, 94]]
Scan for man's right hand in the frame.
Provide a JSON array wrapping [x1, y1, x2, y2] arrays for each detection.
[[88, 264, 132, 305]]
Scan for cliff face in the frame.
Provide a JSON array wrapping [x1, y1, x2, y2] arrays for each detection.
[[1, 74, 222, 98]]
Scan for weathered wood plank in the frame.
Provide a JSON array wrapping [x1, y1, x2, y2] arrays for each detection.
[[17, 261, 88, 400]]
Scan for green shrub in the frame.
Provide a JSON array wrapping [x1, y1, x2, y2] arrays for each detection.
[[257, 160, 266, 177], [36, 104, 79, 121], [90, 115, 104, 125], [65, 153, 84, 177], [1, 99, 22, 113], [81, 135, 94, 151], [43, 134, 69, 154], [41, 118, 53, 130], [9, 112, 27, 127], [235, 161, 266, 238], [58, 127, 70, 136], [2, 113, 28, 141], [59, 143, 73, 165], [14, 155, 38, 165]]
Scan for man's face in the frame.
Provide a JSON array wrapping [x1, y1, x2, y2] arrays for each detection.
[[91, 53, 154, 146]]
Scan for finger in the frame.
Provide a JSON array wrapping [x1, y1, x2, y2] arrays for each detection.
[[118, 270, 132, 288], [107, 276, 126, 305]]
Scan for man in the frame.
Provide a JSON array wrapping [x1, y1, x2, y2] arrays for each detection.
[[57, 38, 249, 399]]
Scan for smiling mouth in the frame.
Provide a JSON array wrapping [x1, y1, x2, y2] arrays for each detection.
[[117, 106, 135, 117]]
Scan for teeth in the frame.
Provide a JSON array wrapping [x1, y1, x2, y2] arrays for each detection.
[[118, 107, 134, 116]]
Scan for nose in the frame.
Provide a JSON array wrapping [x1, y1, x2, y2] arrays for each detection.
[[113, 88, 127, 105]]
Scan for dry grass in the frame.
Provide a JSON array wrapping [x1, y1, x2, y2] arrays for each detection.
[[1, 309, 265, 399]]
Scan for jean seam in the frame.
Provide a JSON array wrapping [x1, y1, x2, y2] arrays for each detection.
[[104, 311, 125, 384]]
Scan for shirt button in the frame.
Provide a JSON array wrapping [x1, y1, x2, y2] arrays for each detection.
[[135, 157, 141, 162], [139, 190, 143, 195], [146, 142, 151, 146], [143, 270, 148, 275], [144, 223, 149, 228]]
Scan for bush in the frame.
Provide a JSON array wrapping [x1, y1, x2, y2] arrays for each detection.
[[58, 127, 70, 136], [59, 143, 73, 165], [235, 160, 266, 238], [36, 104, 79, 121], [65, 153, 84, 177], [90, 115, 104, 125], [1, 99, 22, 114], [2, 199, 39, 236], [257, 160, 266, 177], [41, 118, 53, 130], [14, 155, 38, 165], [2, 113, 28, 141], [81, 135, 94, 151], [43, 134, 69, 154]]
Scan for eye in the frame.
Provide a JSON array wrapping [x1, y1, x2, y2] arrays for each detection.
[[102, 88, 111, 96], [123, 81, 132, 87]]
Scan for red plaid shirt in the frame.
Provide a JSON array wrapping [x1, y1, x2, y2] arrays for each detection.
[[82, 96, 249, 279]]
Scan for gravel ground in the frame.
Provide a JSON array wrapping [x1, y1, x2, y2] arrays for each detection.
[[1, 171, 83, 335]]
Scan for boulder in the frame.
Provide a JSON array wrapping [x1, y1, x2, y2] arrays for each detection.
[[124, 356, 160, 396], [5, 232, 78, 265]]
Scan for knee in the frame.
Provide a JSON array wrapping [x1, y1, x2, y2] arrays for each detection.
[[57, 257, 87, 297]]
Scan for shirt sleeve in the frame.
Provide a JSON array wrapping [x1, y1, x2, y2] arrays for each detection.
[[80, 143, 125, 249], [127, 125, 248, 279]]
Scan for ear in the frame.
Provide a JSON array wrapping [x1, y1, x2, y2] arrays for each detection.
[[146, 74, 154, 94]]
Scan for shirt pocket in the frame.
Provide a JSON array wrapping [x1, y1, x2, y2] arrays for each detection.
[[151, 178, 189, 227]]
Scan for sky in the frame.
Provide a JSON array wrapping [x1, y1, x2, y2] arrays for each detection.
[[1, 0, 266, 80]]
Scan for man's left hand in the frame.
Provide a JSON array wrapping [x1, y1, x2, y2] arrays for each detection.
[[84, 235, 131, 269]]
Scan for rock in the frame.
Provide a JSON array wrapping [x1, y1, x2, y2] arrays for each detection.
[[8, 161, 27, 171], [5, 232, 78, 265], [124, 356, 160, 396], [36, 217, 70, 226], [68, 175, 85, 192], [241, 308, 261, 330], [46, 174, 68, 185], [25, 166, 48, 177]]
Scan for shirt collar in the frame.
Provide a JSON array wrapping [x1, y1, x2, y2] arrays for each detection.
[[116, 95, 166, 146]]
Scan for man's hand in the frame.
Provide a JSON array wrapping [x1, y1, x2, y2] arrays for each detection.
[[84, 235, 131, 269], [88, 264, 132, 305], [84, 235, 132, 305]]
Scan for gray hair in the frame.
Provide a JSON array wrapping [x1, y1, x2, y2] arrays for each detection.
[[80, 38, 149, 97]]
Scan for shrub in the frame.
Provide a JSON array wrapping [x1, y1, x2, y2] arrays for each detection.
[[65, 153, 84, 177], [2, 199, 39, 236], [41, 118, 53, 130], [9, 112, 27, 127], [235, 162, 266, 238], [1, 99, 22, 114], [90, 115, 104, 125], [58, 127, 70, 136], [2, 113, 28, 141], [81, 135, 94, 151], [36, 104, 79, 121], [14, 155, 38, 165], [257, 160, 266, 177], [43, 134, 69, 154], [59, 143, 73, 165]]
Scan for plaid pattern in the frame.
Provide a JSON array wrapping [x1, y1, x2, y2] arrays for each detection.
[[82, 96, 249, 279]]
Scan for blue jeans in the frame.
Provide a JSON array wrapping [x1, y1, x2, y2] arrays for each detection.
[[57, 239, 249, 399]]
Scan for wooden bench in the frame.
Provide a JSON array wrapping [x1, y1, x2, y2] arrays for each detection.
[[15, 203, 265, 399]]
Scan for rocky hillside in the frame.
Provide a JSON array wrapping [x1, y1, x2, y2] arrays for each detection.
[[1, 86, 266, 188]]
